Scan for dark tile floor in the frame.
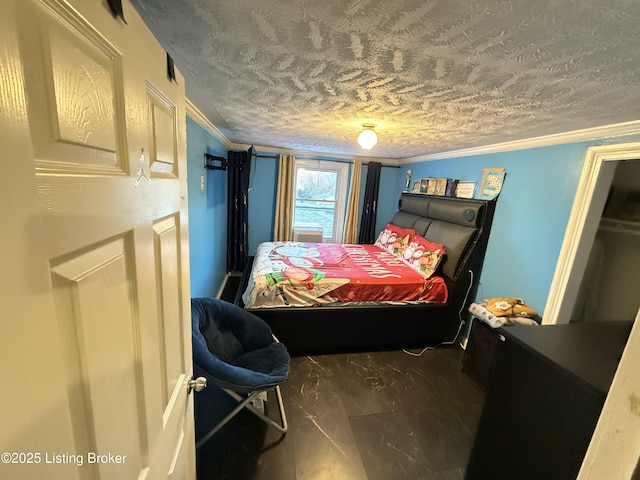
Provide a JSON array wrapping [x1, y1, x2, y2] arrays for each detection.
[[194, 347, 486, 480]]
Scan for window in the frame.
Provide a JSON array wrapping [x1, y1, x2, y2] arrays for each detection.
[[293, 159, 349, 243]]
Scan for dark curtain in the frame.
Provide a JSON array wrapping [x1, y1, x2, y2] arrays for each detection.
[[227, 148, 253, 272], [358, 161, 382, 244]]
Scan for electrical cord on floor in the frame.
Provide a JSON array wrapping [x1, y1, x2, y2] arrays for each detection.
[[402, 269, 474, 357]]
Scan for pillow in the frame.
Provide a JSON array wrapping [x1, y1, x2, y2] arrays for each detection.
[[374, 222, 414, 257], [399, 234, 446, 278]]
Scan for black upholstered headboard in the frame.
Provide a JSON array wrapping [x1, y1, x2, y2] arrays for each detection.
[[391, 194, 495, 281]]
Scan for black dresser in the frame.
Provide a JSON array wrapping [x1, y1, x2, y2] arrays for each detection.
[[465, 321, 632, 480]]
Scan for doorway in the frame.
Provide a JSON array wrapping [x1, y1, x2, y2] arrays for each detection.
[[542, 142, 640, 325]]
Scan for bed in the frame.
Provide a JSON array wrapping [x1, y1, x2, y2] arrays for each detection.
[[237, 193, 497, 354], [242, 242, 449, 308]]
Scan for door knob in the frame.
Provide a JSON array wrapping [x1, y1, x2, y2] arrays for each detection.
[[187, 376, 207, 394]]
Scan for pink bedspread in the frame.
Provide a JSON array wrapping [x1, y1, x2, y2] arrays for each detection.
[[242, 242, 448, 308]]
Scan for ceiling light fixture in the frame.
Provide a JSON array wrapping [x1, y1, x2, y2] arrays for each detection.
[[357, 124, 378, 149]]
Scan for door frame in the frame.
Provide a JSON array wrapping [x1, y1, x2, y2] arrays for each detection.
[[542, 141, 640, 325]]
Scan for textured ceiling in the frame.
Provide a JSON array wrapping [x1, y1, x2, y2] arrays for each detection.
[[133, 0, 640, 159]]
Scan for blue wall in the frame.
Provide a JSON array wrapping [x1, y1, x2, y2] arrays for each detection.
[[247, 154, 278, 253], [391, 135, 640, 314], [186, 117, 228, 297], [373, 164, 403, 236]]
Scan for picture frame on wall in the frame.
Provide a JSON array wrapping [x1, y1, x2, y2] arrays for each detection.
[[420, 178, 430, 193], [479, 168, 506, 200]]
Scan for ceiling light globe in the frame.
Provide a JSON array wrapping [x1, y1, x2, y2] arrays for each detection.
[[357, 126, 378, 149]]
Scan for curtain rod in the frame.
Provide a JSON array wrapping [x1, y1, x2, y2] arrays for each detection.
[[254, 153, 399, 168]]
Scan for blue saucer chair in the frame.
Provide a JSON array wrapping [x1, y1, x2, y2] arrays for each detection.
[[191, 297, 289, 447]]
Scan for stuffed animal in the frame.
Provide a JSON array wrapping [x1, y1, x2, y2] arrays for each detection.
[[485, 297, 537, 318]]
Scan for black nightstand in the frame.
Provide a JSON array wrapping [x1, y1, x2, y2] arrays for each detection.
[[461, 318, 503, 391]]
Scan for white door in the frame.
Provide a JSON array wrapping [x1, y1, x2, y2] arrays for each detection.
[[0, 1, 195, 479]]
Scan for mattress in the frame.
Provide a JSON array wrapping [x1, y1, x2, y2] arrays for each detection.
[[242, 241, 448, 308]]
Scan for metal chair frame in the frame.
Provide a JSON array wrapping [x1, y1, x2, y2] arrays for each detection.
[[196, 334, 288, 448], [196, 383, 288, 448]]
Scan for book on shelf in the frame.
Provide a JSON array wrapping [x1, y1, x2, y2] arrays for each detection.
[[455, 181, 476, 198], [433, 178, 447, 196], [416, 178, 459, 197], [445, 179, 459, 197], [426, 178, 438, 195]]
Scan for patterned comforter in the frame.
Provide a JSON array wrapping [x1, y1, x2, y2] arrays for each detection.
[[242, 242, 448, 308]]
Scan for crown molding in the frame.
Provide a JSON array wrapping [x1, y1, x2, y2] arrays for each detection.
[[224, 141, 400, 164], [184, 104, 398, 163], [187, 99, 639, 164], [400, 120, 640, 164], [185, 98, 232, 147]]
